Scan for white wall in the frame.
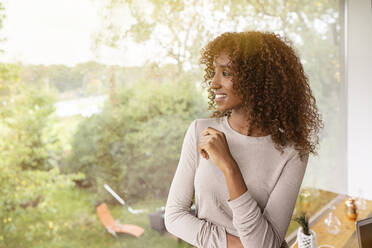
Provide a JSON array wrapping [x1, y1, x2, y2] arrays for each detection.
[[347, 0, 372, 200]]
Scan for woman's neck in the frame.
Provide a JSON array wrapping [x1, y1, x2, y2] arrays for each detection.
[[228, 111, 269, 137]]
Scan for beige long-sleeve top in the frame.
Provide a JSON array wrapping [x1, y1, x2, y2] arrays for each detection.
[[164, 116, 309, 248]]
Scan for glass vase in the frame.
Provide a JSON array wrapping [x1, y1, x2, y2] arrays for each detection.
[[323, 206, 341, 235]]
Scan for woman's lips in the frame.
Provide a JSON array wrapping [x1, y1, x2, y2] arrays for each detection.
[[215, 94, 227, 102]]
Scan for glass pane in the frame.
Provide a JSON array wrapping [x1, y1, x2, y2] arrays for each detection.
[[0, 0, 343, 246]]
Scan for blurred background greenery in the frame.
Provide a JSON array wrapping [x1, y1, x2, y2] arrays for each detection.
[[0, 0, 342, 247]]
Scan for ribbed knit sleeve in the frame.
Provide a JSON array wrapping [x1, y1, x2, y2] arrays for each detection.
[[164, 120, 227, 248]]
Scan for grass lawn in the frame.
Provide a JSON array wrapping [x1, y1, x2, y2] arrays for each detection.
[[3, 187, 193, 248], [2, 185, 336, 248]]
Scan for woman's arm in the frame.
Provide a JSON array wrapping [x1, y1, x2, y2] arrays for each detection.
[[227, 233, 244, 248], [164, 120, 227, 248], [223, 150, 308, 248]]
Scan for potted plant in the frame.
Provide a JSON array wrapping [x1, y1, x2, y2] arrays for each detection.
[[293, 211, 317, 248]]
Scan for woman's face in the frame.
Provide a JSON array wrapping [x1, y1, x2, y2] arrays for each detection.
[[209, 53, 243, 112]]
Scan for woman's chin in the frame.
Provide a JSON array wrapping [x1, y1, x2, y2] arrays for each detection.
[[216, 104, 228, 112]]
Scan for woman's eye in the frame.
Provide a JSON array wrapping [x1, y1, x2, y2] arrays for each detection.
[[222, 71, 231, 77]]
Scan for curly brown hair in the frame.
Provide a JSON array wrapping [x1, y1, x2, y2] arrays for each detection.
[[199, 31, 324, 161]]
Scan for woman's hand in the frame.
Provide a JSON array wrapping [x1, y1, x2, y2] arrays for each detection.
[[197, 127, 235, 174], [227, 233, 244, 248]]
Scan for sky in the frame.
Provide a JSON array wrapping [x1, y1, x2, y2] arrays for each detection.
[[0, 0, 151, 66]]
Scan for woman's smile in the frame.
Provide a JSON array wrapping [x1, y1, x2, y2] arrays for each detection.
[[210, 53, 242, 112], [215, 93, 227, 102]]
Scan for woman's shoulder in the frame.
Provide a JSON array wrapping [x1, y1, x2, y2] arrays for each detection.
[[192, 116, 224, 134], [281, 142, 310, 163]]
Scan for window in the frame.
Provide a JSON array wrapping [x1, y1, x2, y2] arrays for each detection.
[[0, 0, 343, 247]]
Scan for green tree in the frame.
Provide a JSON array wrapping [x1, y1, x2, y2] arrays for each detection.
[[48, 64, 84, 92], [0, 85, 61, 171], [67, 78, 207, 203], [93, 0, 340, 74], [0, 63, 21, 100], [0, 2, 84, 246]]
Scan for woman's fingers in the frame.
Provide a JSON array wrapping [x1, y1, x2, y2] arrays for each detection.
[[199, 129, 216, 160], [199, 147, 208, 159], [203, 150, 209, 159], [198, 142, 209, 160]]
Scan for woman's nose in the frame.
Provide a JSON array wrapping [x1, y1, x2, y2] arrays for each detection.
[[210, 73, 220, 89]]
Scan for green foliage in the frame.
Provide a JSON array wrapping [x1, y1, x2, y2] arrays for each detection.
[[47, 64, 84, 92], [293, 211, 310, 236], [0, 63, 21, 98], [0, 67, 86, 246], [0, 85, 61, 170], [0, 164, 84, 246], [96, 0, 340, 77], [66, 79, 206, 204], [17, 62, 203, 99], [0, 0, 5, 52], [19, 62, 109, 96]]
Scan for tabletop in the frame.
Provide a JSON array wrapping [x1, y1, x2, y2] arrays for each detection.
[[293, 195, 372, 248]]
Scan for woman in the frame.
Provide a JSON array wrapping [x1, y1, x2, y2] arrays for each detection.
[[164, 31, 323, 248]]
